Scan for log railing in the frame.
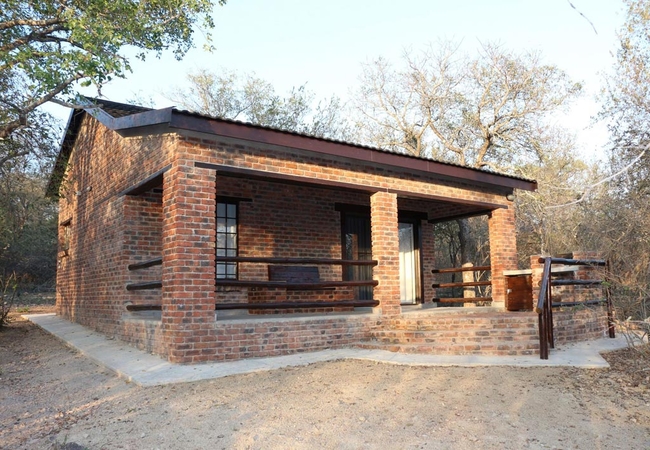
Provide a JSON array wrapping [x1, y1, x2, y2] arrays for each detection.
[[125, 256, 379, 311], [126, 257, 162, 291], [431, 265, 492, 303], [536, 257, 615, 360]]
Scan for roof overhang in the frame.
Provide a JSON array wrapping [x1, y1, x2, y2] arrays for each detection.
[[46, 102, 538, 198]]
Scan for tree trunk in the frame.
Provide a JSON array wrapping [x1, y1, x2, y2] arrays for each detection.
[[457, 218, 472, 266]]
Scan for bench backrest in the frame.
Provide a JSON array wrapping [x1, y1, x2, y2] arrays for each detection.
[[268, 265, 320, 283]]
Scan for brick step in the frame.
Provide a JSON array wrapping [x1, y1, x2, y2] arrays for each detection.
[[355, 340, 540, 356], [370, 326, 539, 340], [383, 316, 538, 332]]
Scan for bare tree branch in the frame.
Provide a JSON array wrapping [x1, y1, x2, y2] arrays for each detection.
[[546, 144, 648, 209], [567, 1, 599, 35]]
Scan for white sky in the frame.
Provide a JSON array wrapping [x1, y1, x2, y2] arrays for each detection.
[[58, 0, 626, 160]]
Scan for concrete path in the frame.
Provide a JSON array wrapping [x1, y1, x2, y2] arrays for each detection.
[[25, 313, 629, 387]]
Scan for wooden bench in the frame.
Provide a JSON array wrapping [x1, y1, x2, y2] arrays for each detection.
[[268, 265, 332, 290]]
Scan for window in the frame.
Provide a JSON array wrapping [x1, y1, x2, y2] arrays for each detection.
[[59, 218, 72, 257], [216, 202, 238, 279]]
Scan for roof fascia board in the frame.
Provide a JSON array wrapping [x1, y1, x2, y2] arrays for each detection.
[[46, 108, 85, 198], [87, 106, 174, 132]]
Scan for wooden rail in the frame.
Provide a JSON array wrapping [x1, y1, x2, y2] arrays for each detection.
[[126, 256, 378, 304], [128, 257, 162, 271], [431, 264, 492, 304], [536, 257, 615, 360], [431, 280, 491, 289], [434, 296, 493, 303], [126, 281, 162, 291], [216, 280, 378, 289], [127, 257, 163, 291], [126, 299, 379, 312], [432, 265, 491, 274], [216, 256, 378, 266]]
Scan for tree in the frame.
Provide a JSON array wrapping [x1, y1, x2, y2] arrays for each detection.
[[354, 41, 581, 170], [0, 0, 226, 169], [0, 170, 58, 288], [354, 41, 581, 265], [513, 132, 602, 263], [597, 0, 650, 321], [602, 0, 650, 191], [167, 68, 353, 140]]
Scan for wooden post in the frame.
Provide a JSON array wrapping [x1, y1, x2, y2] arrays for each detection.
[[462, 262, 476, 307]]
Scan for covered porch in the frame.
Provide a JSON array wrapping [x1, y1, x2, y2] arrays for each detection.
[[122, 164, 518, 311], [120, 159, 525, 362]]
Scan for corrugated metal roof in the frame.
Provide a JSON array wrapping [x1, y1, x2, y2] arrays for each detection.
[[84, 98, 152, 118], [76, 98, 536, 185]]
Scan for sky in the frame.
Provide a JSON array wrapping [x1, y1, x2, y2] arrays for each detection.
[[58, 0, 626, 160]]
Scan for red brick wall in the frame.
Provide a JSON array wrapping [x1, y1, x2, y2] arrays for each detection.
[[123, 192, 163, 307], [488, 206, 518, 306], [55, 118, 175, 337], [55, 115, 523, 363], [553, 307, 609, 344]]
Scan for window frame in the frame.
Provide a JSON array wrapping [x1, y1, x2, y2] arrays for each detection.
[[216, 200, 239, 280]]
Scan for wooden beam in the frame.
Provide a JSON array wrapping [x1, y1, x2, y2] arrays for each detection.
[[128, 257, 162, 271], [433, 297, 492, 303], [216, 280, 378, 289], [126, 299, 380, 312], [431, 280, 492, 288], [215, 300, 379, 310], [216, 256, 378, 266], [432, 265, 491, 274], [126, 281, 162, 291]]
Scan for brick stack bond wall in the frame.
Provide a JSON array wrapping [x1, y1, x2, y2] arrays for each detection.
[[57, 116, 523, 363]]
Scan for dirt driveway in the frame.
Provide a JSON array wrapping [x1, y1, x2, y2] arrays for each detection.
[[1, 309, 649, 450]]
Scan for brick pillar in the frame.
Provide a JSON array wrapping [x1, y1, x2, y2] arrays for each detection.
[[421, 220, 436, 305], [370, 191, 401, 316], [488, 206, 517, 308], [162, 161, 216, 363]]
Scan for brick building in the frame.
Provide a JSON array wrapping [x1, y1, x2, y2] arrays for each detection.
[[47, 99, 604, 364]]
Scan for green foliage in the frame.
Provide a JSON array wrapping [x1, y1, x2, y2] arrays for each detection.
[[168, 68, 353, 140], [0, 171, 58, 288], [595, 0, 650, 319], [0, 0, 225, 143]]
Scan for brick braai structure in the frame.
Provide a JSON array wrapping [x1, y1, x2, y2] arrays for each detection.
[[48, 99, 551, 363]]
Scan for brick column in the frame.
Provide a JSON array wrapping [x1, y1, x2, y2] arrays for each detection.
[[162, 161, 216, 363], [421, 220, 436, 305], [370, 191, 401, 316], [488, 206, 517, 308]]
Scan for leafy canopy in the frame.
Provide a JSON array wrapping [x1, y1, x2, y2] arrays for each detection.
[[0, 0, 225, 140]]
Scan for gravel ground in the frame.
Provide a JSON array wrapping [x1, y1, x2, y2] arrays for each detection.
[[1, 308, 649, 450]]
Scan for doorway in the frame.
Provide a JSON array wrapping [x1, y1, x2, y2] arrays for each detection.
[[341, 212, 373, 300], [340, 206, 422, 304], [399, 222, 419, 304]]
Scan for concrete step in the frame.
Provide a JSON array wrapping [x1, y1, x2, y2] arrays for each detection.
[[356, 339, 540, 356]]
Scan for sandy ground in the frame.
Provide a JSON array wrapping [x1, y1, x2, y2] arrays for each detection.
[[1, 308, 649, 450]]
